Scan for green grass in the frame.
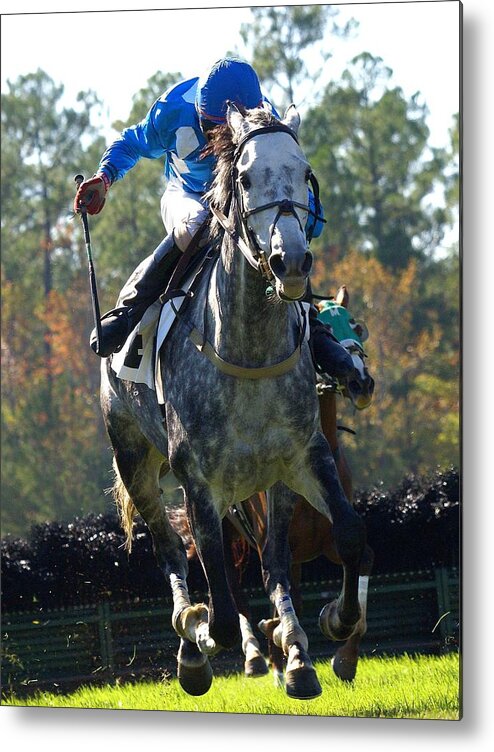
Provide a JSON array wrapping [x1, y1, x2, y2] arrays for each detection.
[[2, 653, 460, 720]]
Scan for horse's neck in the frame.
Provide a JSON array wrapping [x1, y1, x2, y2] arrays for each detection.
[[208, 239, 294, 364]]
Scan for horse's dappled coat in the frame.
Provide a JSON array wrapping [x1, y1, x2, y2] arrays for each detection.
[[101, 104, 365, 700]]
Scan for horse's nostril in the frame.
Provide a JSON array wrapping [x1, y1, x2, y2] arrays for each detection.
[[269, 252, 287, 279], [302, 251, 313, 275], [270, 250, 312, 280]]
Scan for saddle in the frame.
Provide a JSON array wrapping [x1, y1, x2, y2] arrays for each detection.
[[111, 239, 213, 401]]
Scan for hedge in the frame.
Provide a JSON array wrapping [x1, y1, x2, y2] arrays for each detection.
[[1, 467, 459, 612]]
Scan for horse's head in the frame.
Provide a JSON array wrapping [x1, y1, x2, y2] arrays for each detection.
[[317, 286, 375, 411], [340, 341, 375, 411], [223, 103, 314, 301]]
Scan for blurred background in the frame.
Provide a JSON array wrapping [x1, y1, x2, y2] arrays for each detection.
[[1, 1, 460, 536]]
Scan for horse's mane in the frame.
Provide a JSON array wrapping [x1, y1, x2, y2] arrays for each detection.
[[203, 105, 280, 242]]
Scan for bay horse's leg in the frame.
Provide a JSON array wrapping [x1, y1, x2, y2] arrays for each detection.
[[239, 613, 269, 677], [222, 518, 268, 677], [259, 615, 284, 687], [259, 482, 322, 700], [319, 391, 353, 500], [265, 560, 303, 688]]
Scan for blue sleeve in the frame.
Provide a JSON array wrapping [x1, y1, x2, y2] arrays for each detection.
[[98, 99, 171, 183], [306, 190, 325, 241]]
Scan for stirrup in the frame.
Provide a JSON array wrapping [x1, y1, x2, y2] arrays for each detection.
[[90, 308, 130, 357]]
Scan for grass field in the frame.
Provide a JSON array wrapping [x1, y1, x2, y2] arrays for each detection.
[[3, 652, 461, 719]]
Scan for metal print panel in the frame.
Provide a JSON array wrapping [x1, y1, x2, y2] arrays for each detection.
[[1, 0, 461, 726]]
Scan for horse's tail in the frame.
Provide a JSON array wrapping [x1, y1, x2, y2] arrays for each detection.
[[112, 457, 137, 553]]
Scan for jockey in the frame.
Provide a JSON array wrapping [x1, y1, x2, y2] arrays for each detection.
[[74, 56, 354, 380]]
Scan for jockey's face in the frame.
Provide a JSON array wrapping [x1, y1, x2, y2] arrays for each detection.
[[199, 117, 220, 141]]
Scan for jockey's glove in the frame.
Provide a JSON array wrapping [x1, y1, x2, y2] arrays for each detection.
[[74, 172, 111, 215]]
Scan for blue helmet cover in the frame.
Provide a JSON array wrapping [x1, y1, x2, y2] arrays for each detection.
[[196, 57, 263, 123]]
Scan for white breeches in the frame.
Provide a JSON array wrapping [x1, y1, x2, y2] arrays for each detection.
[[161, 181, 209, 252]]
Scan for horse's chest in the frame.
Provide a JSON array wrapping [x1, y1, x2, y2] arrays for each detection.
[[188, 386, 313, 499]]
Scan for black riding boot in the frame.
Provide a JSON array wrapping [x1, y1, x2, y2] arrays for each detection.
[[90, 233, 181, 357], [309, 305, 355, 380]]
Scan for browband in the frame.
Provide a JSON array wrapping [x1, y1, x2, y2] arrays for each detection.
[[233, 124, 299, 163]]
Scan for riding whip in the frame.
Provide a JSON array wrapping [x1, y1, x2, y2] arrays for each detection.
[[74, 174, 103, 354]]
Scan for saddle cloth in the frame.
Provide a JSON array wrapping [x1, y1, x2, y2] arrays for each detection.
[[111, 274, 195, 403]]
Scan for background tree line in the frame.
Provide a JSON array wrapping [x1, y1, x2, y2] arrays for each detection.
[[1, 5, 459, 536]]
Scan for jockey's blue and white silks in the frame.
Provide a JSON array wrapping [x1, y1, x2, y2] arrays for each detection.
[[98, 68, 324, 239], [98, 77, 214, 194]]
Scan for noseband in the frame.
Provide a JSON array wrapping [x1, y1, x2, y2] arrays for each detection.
[[210, 122, 323, 284]]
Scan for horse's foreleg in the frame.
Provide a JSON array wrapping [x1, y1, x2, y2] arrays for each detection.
[[264, 560, 302, 688], [222, 519, 268, 677], [332, 542, 374, 681], [259, 483, 322, 700], [239, 613, 269, 677], [109, 438, 213, 696], [182, 482, 240, 652], [304, 434, 366, 642]]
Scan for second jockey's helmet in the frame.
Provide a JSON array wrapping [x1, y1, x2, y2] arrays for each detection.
[[196, 57, 263, 126]]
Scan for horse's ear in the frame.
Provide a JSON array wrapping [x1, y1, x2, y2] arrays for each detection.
[[282, 104, 300, 135], [336, 285, 349, 308], [226, 101, 250, 142]]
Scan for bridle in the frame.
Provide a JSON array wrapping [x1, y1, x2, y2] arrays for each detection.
[[184, 121, 319, 380], [210, 122, 324, 285]]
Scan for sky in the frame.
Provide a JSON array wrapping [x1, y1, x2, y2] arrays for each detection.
[[1, 0, 460, 153]]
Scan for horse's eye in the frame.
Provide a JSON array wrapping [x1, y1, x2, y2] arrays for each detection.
[[239, 173, 251, 190]]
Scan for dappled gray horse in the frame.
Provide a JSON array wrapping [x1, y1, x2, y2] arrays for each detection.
[[101, 103, 366, 700]]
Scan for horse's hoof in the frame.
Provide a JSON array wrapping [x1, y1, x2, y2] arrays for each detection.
[[172, 603, 209, 642], [177, 639, 213, 696], [285, 665, 322, 700], [319, 600, 358, 641], [331, 653, 357, 682], [178, 657, 213, 696], [244, 655, 269, 678], [177, 638, 214, 696], [284, 644, 322, 700], [257, 617, 280, 640]]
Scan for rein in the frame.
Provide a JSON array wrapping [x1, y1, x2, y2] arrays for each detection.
[[183, 120, 314, 380], [209, 204, 272, 280]]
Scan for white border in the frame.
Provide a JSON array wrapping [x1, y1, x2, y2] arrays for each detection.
[[2, 0, 491, 747]]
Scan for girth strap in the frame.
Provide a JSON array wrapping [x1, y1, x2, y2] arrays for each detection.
[[188, 326, 301, 379]]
